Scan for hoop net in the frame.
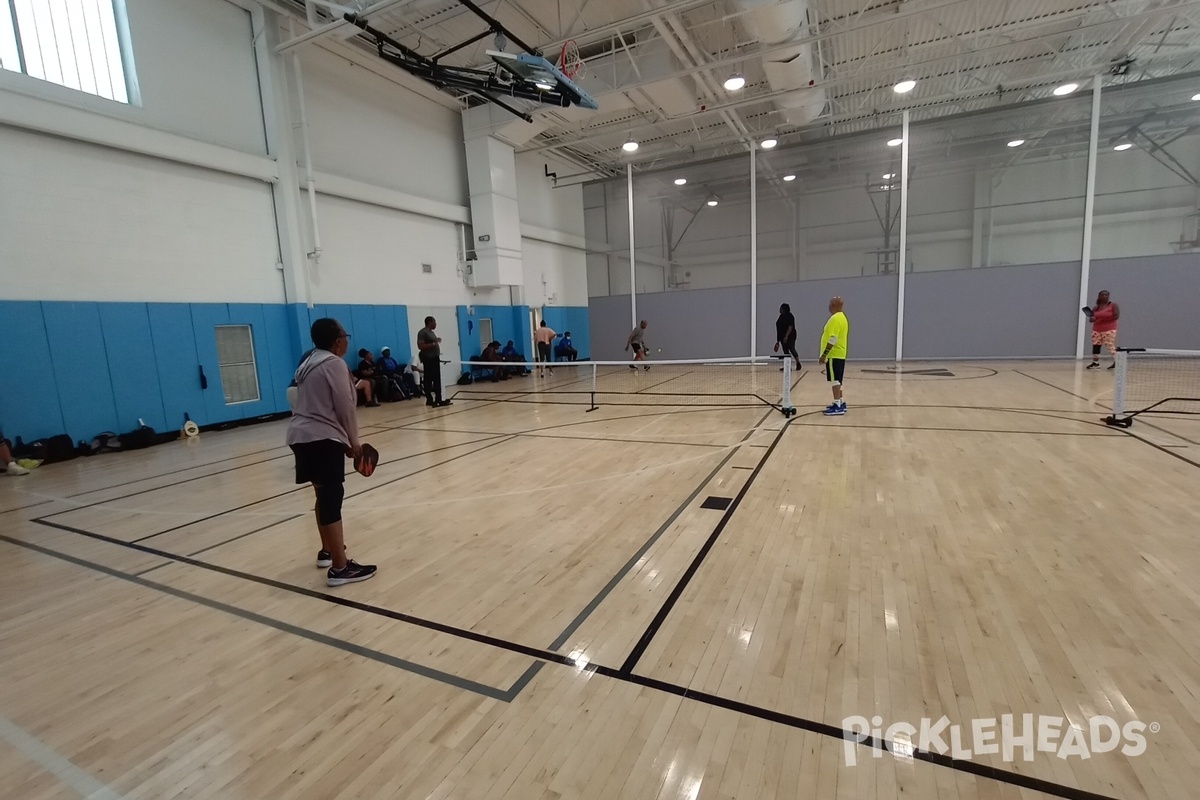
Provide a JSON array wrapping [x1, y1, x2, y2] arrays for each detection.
[[558, 39, 582, 79]]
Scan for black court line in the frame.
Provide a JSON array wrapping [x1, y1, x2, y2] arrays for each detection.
[[413, 427, 728, 450], [41, 436, 508, 545], [0, 532, 511, 700], [731, 465, 754, 470], [794, 421, 1118, 437], [620, 414, 797, 674], [855, 366, 1000, 381], [634, 370, 697, 394], [0, 499, 51, 515], [121, 436, 514, 545], [44, 451, 296, 518], [64, 444, 293, 497], [504, 406, 780, 697], [1016, 371, 1200, 470], [134, 513, 306, 576], [22, 522, 1120, 799]]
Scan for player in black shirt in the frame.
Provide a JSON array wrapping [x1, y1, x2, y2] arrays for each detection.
[[774, 303, 801, 371]]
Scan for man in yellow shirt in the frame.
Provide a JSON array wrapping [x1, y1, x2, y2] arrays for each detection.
[[819, 296, 849, 416]]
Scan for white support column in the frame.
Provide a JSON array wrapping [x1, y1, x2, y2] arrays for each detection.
[[896, 110, 910, 361], [1077, 75, 1102, 359], [252, 5, 309, 312], [750, 144, 758, 358], [628, 163, 637, 330]]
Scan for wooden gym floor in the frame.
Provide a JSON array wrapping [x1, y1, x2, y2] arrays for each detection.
[[1, 361, 1197, 800]]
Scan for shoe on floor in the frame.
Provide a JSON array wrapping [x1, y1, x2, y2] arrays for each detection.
[[1108, 363, 1116, 370], [316, 549, 332, 568], [1087, 362, 1100, 369], [823, 404, 846, 416], [327, 560, 377, 587], [5, 461, 30, 476], [435, 400, 453, 407]]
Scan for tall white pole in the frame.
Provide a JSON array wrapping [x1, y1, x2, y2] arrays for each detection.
[[628, 163, 637, 331], [896, 110, 910, 361], [1077, 76, 1102, 359], [750, 144, 758, 358]]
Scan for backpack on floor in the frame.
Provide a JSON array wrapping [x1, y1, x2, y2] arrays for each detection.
[[28, 434, 79, 464], [457, 373, 473, 386]]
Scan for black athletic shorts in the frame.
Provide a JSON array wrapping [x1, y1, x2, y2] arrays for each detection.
[[825, 358, 846, 384], [537, 341, 552, 360], [291, 439, 347, 485], [631, 342, 643, 354]]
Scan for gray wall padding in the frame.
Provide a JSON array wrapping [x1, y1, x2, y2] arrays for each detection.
[[588, 255, 1198, 361]]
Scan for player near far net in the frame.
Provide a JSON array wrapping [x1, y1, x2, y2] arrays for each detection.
[[1083, 289, 1120, 370], [819, 296, 849, 416], [773, 302, 801, 372], [626, 319, 651, 370]]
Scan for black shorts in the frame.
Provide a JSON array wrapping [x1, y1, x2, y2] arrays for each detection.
[[291, 440, 346, 485], [537, 341, 551, 360], [631, 342, 643, 354], [825, 358, 846, 384]]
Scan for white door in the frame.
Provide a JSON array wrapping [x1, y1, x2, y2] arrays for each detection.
[[529, 307, 542, 360]]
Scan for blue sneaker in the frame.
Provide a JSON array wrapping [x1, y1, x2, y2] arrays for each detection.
[[823, 403, 846, 416]]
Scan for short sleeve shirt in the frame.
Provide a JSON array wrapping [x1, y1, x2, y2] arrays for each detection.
[[820, 312, 849, 360], [535, 327, 556, 345], [630, 327, 645, 346], [417, 327, 440, 359], [776, 312, 796, 342]]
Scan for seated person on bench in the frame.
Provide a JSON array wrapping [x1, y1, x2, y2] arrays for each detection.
[[501, 340, 528, 374], [480, 340, 508, 382], [377, 346, 414, 399], [353, 348, 381, 407], [555, 331, 579, 362]]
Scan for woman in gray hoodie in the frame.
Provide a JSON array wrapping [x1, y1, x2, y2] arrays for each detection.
[[287, 318, 377, 586]]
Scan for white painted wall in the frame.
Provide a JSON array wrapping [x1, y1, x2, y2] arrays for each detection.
[[297, 44, 468, 208], [0, 125, 282, 303], [0, 0, 266, 155], [306, 194, 507, 307], [0, 0, 594, 314], [515, 152, 588, 308]]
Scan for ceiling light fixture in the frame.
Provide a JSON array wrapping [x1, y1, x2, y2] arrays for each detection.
[[724, 73, 746, 91], [1007, 139, 1026, 147], [534, 80, 554, 91], [1053, 82, 1079, 96], [760, 138, 778, 149], [1193, 93, 1200, 101], [893, 78, 916, 94], [622, 137, 639, 152], [882, 173, 895, 179], [783, 174, 796, 181], [706, 198, 719, 206], [674, 177, 687, 186], [1114, 142, 1133, 151], [887, 138, 903, 147]]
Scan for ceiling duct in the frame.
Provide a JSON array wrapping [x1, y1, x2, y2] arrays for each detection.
[[733, 0, 826, 127]]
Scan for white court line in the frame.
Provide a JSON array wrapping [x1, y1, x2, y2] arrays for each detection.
[[0, 715, 125, 800]]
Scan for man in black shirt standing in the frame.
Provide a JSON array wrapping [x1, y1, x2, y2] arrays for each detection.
[[416, 316, 450, 407], [774, 303, 801, 371]]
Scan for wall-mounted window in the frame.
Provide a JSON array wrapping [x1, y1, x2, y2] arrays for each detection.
[[1, 0, 138, 104], [215, 325, 260, 405]]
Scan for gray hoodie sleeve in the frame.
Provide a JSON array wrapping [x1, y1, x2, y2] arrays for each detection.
[[324, 358, 361, 451]]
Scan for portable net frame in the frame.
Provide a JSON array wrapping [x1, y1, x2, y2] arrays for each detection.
[[1105, 348, 1200, 428], [447, 356, 799, 415]]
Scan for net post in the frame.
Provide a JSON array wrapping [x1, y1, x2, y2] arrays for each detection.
[[780, 357, 795, 417], [1105, 349, 1132, 427], [586, 362, 598, 412]]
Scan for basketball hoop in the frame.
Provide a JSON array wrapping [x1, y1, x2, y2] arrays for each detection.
[[558, 39, 582, 80]]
